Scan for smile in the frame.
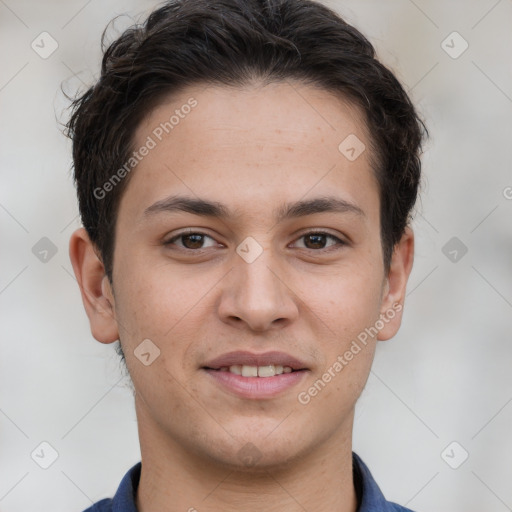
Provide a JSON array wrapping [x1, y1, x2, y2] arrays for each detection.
[[212, 364, 295, 377], [202, 351, 309, 399]]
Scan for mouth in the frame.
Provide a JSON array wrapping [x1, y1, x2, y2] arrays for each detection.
[[201, 351, 309, 399], [204, 364, 301, 377], [202, 350, 308, 374]]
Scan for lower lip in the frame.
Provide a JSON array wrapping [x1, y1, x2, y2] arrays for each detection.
[[203, 369, 308, 399]]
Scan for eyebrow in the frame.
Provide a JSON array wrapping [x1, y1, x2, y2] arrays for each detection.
[[142, 194, 365, 222]]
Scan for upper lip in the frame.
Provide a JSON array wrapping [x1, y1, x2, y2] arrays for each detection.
[[203, 351, 308, 371]]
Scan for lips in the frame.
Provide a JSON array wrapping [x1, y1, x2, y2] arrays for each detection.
[[203, 350, 308, 372], [202, 351, 309, 399]]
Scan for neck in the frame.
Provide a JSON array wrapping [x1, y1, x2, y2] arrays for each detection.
[[135, 402, 358, 512]]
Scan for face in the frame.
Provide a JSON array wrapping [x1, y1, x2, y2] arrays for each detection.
[[71, 81, 413, 470]]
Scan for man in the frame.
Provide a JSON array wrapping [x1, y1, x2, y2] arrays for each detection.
[[67, 0, 425, 510]]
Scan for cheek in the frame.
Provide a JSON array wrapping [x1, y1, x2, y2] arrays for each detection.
[[112, 260, 215, 381], [113, 259, 198, 338], [296, 263, 384, 342], [297, 274, 380, 420]]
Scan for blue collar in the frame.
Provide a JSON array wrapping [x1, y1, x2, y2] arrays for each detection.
[[85, 452, 414, 512]]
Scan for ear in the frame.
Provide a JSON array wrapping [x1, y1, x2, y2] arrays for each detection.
[[377, 226, 415, 341], [69, 227, 119, 344]]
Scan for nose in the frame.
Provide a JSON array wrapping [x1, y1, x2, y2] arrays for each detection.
[[217, 247, 299, 332]]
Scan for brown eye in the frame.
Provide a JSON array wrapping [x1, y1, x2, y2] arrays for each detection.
[[292, 232, 344, 250], [181, 234, 205, 249], [304, 233, 328, 249], [165, 232, 218, 250]]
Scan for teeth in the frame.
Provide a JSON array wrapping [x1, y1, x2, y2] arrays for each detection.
[[241, 365, 258, 377], [220, 364, 293, 377], [258, 365, 275, 377], [230, 364, 242, 375]]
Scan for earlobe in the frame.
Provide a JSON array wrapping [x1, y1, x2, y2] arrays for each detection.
[[69, 227, 120, 344], [377, 227, 415, 341]]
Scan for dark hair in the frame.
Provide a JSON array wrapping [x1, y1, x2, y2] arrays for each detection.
[[66, 0, 426, 282]]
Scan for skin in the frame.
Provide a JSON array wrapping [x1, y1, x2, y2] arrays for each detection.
[[69, 81, 414, 512]]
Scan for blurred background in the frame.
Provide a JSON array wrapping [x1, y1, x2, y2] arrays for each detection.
[[1, 1, 511, 510]]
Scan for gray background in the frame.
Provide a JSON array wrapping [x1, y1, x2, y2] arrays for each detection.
[[1, 0, 511, 510]]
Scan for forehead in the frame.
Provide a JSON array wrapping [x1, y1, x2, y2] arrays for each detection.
[[136, 81, 371, 152], [121, 81, 378, 225]]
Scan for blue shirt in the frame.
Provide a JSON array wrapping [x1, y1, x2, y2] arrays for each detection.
[[83, 452, 415, 511]]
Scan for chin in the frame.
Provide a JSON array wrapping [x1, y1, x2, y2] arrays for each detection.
[[212, 443, 307, 473], [201, 426, 311, 472]]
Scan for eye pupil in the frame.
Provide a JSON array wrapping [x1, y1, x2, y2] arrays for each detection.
[[170, 232, 339, 252], [305, 234, 326, 249], [183, 234, 204, 249]]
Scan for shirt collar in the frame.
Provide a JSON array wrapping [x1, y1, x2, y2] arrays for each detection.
[[111, 461, 139, 512], [352, 451, 412, 511], [108, 452, 412, 512]]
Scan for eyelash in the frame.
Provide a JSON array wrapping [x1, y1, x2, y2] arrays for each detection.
[[163, 230, 346, 252]]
